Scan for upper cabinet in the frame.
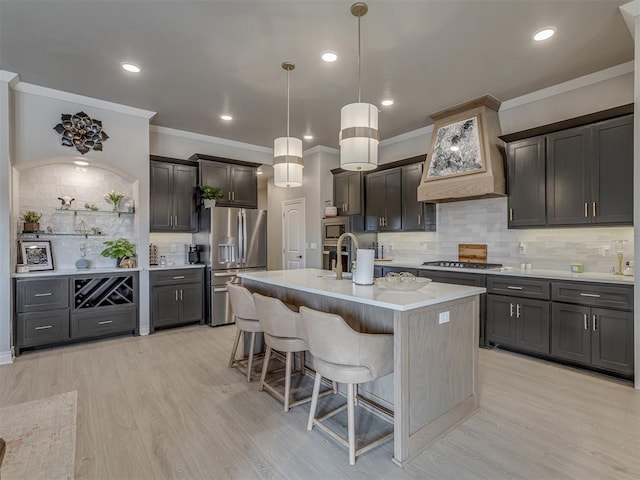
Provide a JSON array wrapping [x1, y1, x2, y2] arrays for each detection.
[[361, 159, 436, 233], [504, 110, 633, 228], [191, 154, 258, 208], [333, 170, 362, 215], [150, 157, 198, 232]]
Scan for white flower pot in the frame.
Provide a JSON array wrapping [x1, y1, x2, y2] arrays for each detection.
[[204, 199, 217, 208]]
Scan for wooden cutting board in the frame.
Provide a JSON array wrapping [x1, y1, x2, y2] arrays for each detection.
[[458, 244, 488, 263]]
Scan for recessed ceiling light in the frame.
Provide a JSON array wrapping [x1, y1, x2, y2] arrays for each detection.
[[220, 114, 233, 121], [256, 169, 264, 175], [381, 99, 394, 106], [121, 62, 141, 73], [73, 159, 90, 166], [321, 52, 337, 62], [450, 145, 460, 152], [533, 27, 556, 42], [303, 135, 314, 140]]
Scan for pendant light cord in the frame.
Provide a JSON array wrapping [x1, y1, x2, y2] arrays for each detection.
[[286, 68, 290, 137], [357, 14, 362, 103]]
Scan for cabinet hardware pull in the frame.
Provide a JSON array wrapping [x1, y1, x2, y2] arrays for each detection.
[[34, 292, 53, 297], [180, 289, 183, 301], [169, 216, 173, 226], [509, 208, 514, 221], [583, 313, 588, 330], [592, 202, 597, 217], [516, 304, 521, 318], [384, 217, 387, 227], [172, 276, 185, 279], [345, 203, 348, 211], [592, 314, 597, 331], [507, 286, 523, 290], [417, 214, 421, 225], [175, 215, 178, 226], [509, 303, 514, 317], [580, 293, 600, 298], [35, 325, 53, 330], [584, 202, 588, 218], [378, 217, 382, 227], [175, 290, 178, 301], [98, 320, 113, 325]]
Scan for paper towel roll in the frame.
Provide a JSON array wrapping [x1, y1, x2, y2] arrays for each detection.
[[353, 249, 375, 285]]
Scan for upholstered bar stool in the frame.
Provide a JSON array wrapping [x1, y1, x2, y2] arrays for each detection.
[[227, 283, 263, 382], [299, 306, 394, 465], [253, 293, 335, 412]]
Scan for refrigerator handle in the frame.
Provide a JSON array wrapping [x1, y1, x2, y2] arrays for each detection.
[[242, 210, 248, 266], [237, 210, 245, 265]]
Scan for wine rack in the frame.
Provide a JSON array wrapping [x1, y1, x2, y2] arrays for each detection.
[[74, 275, 135, 309]]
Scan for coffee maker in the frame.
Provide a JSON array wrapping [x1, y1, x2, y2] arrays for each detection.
[[186, 244, 201, 264]]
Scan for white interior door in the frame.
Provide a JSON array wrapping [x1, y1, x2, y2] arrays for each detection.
[[282, 198, 305, 270]]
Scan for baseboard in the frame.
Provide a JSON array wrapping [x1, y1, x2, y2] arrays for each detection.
[[0, 350, 14, 365]]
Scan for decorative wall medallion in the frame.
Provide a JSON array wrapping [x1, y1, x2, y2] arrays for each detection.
[[53, 111, 109, 155]]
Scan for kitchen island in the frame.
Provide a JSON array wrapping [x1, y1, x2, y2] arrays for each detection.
[[239, 268, 486, 466]]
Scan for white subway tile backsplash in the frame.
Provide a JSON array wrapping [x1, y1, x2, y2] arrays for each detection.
[[379, 197, 633, 274]]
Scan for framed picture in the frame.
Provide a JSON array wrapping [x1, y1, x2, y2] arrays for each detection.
[[425, 114, 485, 181], [20, 240, 54, 271]]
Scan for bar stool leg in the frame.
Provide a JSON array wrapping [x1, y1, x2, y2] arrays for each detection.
[[347, 383, 356, 465], [259, 346, 272, 392], [307, 372, 323, 431], [228, 328, 241, 368], [284, 351, 293, 412], [246, 332, 257, 382]]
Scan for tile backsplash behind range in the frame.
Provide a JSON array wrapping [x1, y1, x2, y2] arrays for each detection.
[[378, 197, 633, 273]]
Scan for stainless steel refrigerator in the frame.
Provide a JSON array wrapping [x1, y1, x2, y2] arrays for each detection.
[[195, 207, 267, 326]]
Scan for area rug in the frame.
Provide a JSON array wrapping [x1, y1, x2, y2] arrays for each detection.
[[0, 391, 77, 480]]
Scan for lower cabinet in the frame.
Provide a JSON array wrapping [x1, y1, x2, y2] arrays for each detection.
[[150, 268, 204, 332], [14, 272, 139, 355], [486, 295, 550, 355], [551, 303, 634, 376]]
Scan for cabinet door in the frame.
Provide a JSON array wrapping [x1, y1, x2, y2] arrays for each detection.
[[229, 165, 257, 208], [150, 161, 174, 230], [152, 285, 181, 327], [200, 161, 232, 206], [334, 173, 349, 214], [591, 115, 633, 225], [345, 172, 362, 215], [486, 295, 516, 346], [590, 308, 634, 375], [172, 164, 197, 232], [402, 163, 426, 231], [546, 126, 591, 225], [383, 169, 402, 231], [550, 303, 591, 365], [515, 298, 550, 354], [507, 137, 546, 227], [365, 172, 385, 231], [180, 283, 204, 324]]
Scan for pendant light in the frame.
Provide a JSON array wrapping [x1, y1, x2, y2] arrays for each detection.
[[274, 61, 303, 187], [339, 2, 378, 171]]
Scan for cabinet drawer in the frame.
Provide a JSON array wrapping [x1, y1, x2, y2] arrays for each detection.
[[150, 268, 204, 286], [71, 307, 137, 338], [487, 276, 550, 300], [16, 278, 69, 312], [417, 269, 486, 287], [552, 282, 633, 310], [17, 310, 69, 347]]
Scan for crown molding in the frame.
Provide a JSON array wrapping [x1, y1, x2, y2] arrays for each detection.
[[380, 124, 434, 147], [150, 125, 272, 154], [500, 61, 634, 111], [13, 82, 156, 119], [303, 145, 339, 156], [0, 70, 19, 87], [620, 1, 640, 37]]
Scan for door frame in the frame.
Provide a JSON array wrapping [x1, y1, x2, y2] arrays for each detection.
[[282, 197, 305, 270]]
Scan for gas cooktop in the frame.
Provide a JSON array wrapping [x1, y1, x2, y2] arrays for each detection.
[[422, 261, 503, 270]]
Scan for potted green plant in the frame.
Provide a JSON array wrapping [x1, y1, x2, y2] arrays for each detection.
[[198, 185, 224, 208], [101, 238, 137, 267], [20, 210, 42, 233], [104, 190, 126, 212]]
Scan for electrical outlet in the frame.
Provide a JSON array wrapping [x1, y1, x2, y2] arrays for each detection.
[[518, 241, 526, 255], [602, 245, 611, 257], [421, 242, 428, 252], [439, 311, 450, 324], [310, 243, 317, 250], [170, 244, 177, 253]]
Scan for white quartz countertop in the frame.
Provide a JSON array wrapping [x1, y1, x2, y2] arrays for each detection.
[[148, 264, 206, 271], [238, 268, 486, 312], [12, 266, 142, 278], [376, 261, 634, 286]]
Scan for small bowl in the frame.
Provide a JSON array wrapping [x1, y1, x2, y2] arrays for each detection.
[[376, 276, 432, 291]]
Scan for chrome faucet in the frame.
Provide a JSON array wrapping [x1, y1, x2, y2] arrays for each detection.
[[335, 232, 359, 280]]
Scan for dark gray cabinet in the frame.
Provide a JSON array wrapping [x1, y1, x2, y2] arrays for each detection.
[[365, 168, 402, 232], [150, 159, 198, 232], [14, 272, 139, 355], [550, 281, 634, 376], [507, 137, 546, 227], [402, 163, 436, 231], [333, 171, 362, 215], [198, 158, 257, 208], [150, 268, 204, 332]]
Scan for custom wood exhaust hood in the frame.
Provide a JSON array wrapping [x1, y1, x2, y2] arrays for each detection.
[[417, 95, 506, 203]]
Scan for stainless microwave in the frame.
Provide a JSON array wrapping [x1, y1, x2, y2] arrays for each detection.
[[322, 217, 349, 241]]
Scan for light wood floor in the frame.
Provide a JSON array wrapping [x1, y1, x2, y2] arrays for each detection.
[[0, 324, 638, 480]]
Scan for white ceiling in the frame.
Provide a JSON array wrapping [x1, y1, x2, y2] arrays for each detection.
[[0, 1, 633, 151]]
